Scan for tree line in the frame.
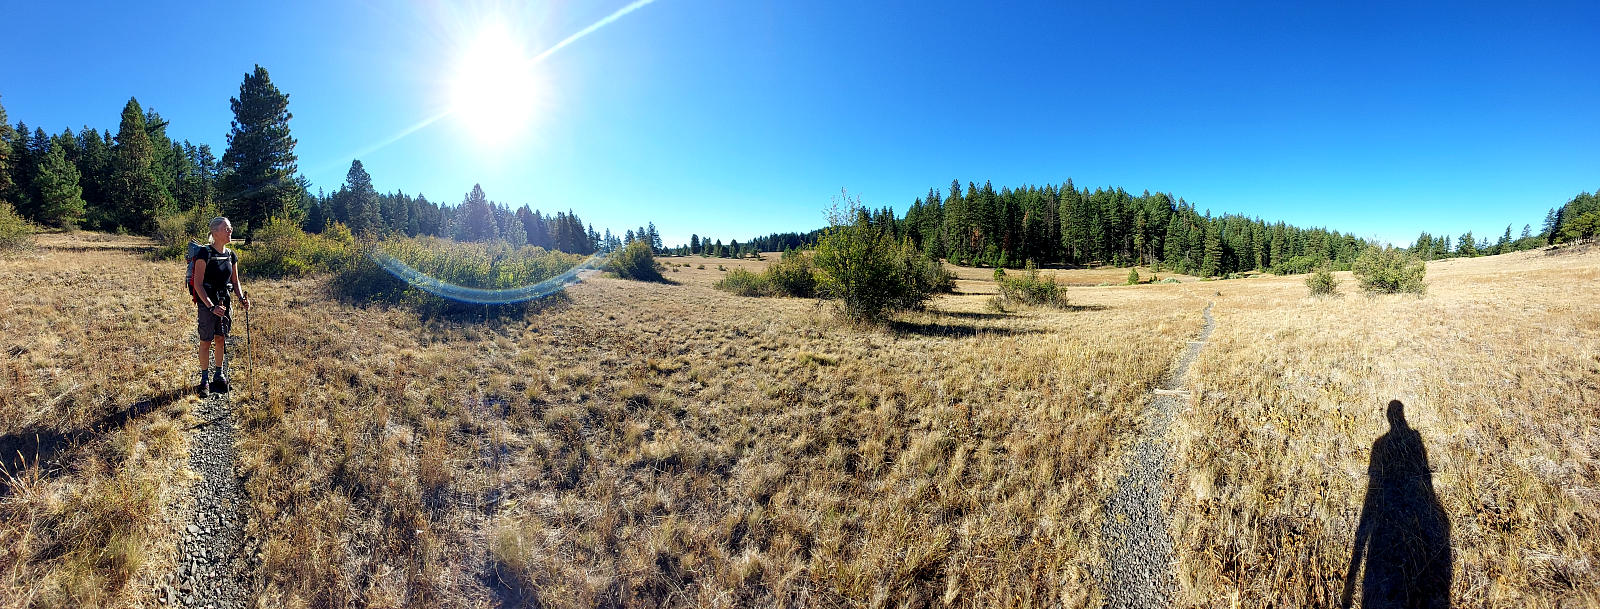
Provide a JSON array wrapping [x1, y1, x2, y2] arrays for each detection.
[[0, 66, 608, 255], [885, 179, 1374, 276]]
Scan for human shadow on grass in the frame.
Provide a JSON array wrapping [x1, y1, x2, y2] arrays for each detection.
[[1341, 400, 1452, 609], [887, 320, 1042, 338], [0, 387, 188, 496]]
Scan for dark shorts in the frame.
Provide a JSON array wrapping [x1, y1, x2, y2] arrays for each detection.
[[197, 303, 229, 341]]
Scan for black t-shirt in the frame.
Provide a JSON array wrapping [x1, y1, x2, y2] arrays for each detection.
[[198, 246, 236, 302]]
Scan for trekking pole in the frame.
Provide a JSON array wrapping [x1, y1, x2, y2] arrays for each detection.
[[244, 291, 252, 399]]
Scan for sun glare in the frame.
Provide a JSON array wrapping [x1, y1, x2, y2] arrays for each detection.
[[449, 23, 545, 146]]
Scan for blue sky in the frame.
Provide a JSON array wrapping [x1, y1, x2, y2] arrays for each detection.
[[3, 1, 1596, 247]]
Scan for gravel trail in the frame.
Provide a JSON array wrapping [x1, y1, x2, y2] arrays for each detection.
[[158, 383, 259, 608], [1099, 302, 1214, 609]]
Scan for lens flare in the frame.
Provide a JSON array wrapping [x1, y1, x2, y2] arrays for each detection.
[[372, 250, 609, 305]]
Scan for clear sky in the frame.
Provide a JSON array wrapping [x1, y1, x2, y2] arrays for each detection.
[[3, 1, 1596, 247]]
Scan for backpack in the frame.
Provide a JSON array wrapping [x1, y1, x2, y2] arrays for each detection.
[[184, 242, 235, 305], [184, 239, 204, 302]]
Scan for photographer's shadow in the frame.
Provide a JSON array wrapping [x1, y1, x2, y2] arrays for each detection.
[[1342, 400, 1452, 608]]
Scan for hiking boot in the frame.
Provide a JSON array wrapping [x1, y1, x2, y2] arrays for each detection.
[[197, 369, 210, 398], [209, 366, 230, 394]]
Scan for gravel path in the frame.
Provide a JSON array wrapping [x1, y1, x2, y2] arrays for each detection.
[[157, 385, 259, 608], [1099, 302, 1214, 609]]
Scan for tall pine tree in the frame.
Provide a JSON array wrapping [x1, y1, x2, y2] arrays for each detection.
[[110, 98, 171, 233], [220, 65, 298, 243], [34, 141, 86, 227]]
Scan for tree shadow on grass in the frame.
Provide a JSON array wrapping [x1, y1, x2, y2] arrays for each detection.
[[0, 387, 189, 496], [1341, 400, 1452, 609]]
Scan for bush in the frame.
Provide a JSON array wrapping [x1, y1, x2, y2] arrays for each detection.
[[765, 249, 818, 297], [150, 205, 219, 259], [604, 240, 666, 282], [717, 249, 820, 298], [1352, 247, 1426, 294], [1305, 267, 1338, 296], [812, 196, 942, 322], [998, 263, 1071, 308], [1127, 268, 1140, 285], [714, 268, 773, 296], [239, 217, 356, 278], [0, 202, 34, 252]]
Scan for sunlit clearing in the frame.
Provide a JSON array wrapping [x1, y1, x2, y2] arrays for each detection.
[[450, 23, 544, 146]]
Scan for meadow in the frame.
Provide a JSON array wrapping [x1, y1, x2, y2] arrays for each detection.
[[0, 232, 1595, 608]]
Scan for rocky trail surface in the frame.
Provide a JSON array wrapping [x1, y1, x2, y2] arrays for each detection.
[[1099, 302, 1214, 609], [158, 385, 260, 608]]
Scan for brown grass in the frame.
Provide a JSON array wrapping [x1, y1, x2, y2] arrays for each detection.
[[4, 233, 1594, 608], [0, 232, 195, 608], [1170, 248, 1600, 608], [234, 248, 1206, 606]]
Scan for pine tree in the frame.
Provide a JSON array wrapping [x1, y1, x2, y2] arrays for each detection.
[[220, 65, 298, 243], [1456, 232, 1477, 257], [1201, 221, 1223, 277], [110, 98, 171, 233], [0, 98, 13, 205], [34, 141, 86, 227], [1494, 225, 1512, 254], [459, 184, 496, 242], [647, 221, 663, 252], [339, 160, 380, 235]]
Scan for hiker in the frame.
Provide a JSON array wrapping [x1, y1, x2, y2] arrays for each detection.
[[190, 217, 250, 396]]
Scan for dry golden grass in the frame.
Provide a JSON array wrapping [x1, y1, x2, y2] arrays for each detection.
[[1171, 247, 1600, 608], [0, 232, 197, 608], [235, 248, 1207, 606], [6, 233, 1593, 608]]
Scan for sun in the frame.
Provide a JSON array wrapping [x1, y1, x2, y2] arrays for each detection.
[[449, 23, 546, 146]]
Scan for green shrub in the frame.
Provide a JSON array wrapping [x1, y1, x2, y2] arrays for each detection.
[[150, 205, 219, 259], [812, 197, 942, 322], [1305, 267, 1338, 297], [604, 240, 666, 282], [994, 267, 1007, 281], [998, 263, 1071, 308], [715, 268, 774, 296], [764, 249, 818, 297], [0, 202, 35, 252], [1352, 247, 1426, 294], [1127, 268, 1140, 285], [239, 217, 355, 278]]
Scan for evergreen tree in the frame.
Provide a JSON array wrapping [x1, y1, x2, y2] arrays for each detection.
[[1495, 225, 1512, 254], [647, 221, 663, 252], [220, 65, 298, 243], [458, 184, 496, 241], [1456, 232, 1477, 257], [1201, 221, 1223, 277], [110, 98, 171, 233], [338, 160, 380, 235], [34, 141, 86, 227], [0, 99, 14, 206], [0, 98, 13, 205]]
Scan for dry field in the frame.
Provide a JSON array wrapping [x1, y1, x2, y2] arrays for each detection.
[[1, 233, 1595, 608], [1171, 247, 1600, 608]]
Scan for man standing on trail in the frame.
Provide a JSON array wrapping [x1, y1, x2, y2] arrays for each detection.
[[190, 217, 250, 397]]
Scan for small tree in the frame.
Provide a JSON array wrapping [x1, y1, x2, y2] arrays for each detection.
[[605, 239, 665, 282], [1352, 247, 1426, 294], [1126, 268, 1140, 285], [813, 190, 939, 322], [1305, 266, 1337, 297], [0, 202, 33, 251]]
